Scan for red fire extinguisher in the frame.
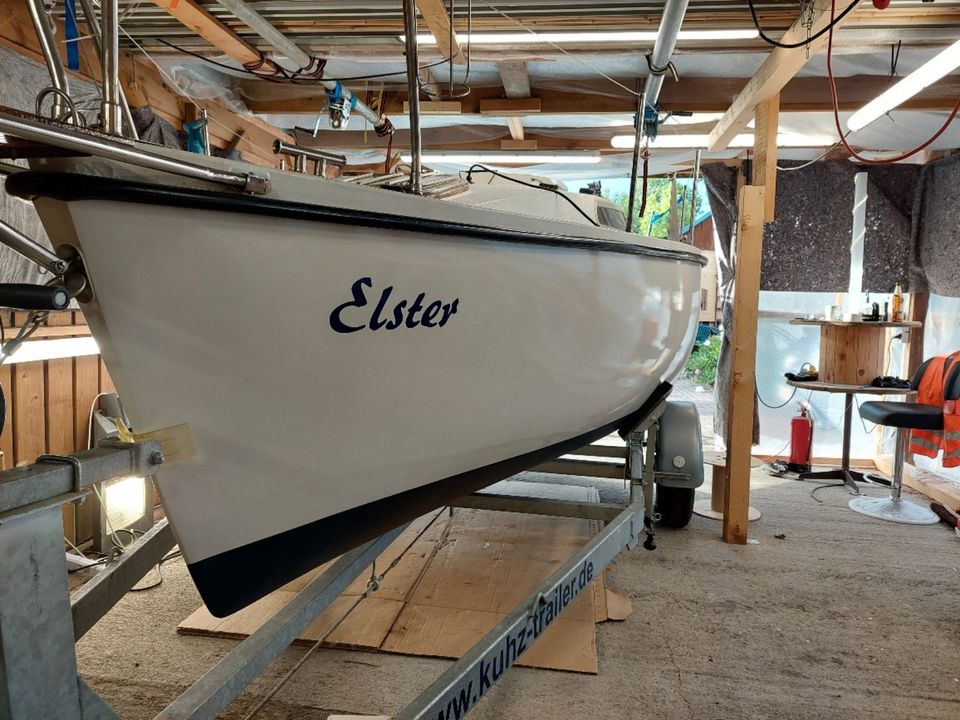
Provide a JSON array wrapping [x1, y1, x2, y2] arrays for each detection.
[[788, 404, 814, 474]]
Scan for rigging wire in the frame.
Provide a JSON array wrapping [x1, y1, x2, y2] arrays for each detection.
[[242, 507, 453, 720], [746, 0, 861, 50], [825, 0, 960, 164]]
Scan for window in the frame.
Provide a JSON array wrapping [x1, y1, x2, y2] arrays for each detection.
[[597, 205, 627, 230]]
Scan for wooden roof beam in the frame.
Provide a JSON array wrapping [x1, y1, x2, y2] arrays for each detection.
[[507, 116, 525, 141], [497, 61, 531, 99], [707, 6, 857, 151], [416, 0, 465, 65], [246, 74, 960, 116], [150, 0, 273, 70]]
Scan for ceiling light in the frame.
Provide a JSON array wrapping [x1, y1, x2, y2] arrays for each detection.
[[847, 39, 960, 132], [610, 133, 834, 149], [401, 151, 601, 165], [402, 29, 758, 45]]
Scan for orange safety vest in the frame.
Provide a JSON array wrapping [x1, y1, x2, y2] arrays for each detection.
[[909, 352, 960, 467]]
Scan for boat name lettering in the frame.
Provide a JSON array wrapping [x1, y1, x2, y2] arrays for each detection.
[[329, 277, 460, 334]]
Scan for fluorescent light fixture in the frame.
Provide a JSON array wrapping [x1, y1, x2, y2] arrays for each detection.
[[610, 133, 834, 149], [1, 336, 99, 365], [401, 151, 601, 165], [403, 29, 758, 45], [847, 39, 960, 132]]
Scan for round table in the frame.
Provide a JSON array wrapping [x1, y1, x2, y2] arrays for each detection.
[[786, 379, 915, 494]]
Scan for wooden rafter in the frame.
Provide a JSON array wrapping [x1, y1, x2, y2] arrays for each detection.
[[416, 0, 465, 65], [506, 116, 525, 141], [245, 75, 960, 116], [497, 61, 532, 99], [0, 0, 291, 167], [150, 0, 269, 70], [707, 6, 858, 150]]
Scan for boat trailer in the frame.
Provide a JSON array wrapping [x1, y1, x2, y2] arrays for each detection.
[[0, 396, 698, 720]]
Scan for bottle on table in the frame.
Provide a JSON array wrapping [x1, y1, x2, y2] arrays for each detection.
[[892, 283, 904, 322]]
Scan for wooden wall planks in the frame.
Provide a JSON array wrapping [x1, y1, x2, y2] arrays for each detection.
[[0, 311, 115, 542]]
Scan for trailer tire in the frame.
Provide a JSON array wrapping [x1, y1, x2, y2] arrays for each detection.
[[655, 484, 695, 528]]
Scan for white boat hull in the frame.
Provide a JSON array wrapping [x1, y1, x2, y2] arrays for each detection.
[[10, 160, 703, 615]]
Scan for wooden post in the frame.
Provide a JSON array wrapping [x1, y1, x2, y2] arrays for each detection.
[[753, 94, 779, 223], [723, 185, 765, 544], [905, 291, 928, 378]]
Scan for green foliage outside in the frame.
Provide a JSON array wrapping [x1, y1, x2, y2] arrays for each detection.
[[685, 336, 721, 387], [604, 178, 707, 238]]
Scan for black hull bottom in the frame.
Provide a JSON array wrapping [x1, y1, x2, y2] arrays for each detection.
[[189, 382, 671, 617]]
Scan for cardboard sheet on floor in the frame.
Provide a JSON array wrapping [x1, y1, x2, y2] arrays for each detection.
[[178, 481, 631, 674]]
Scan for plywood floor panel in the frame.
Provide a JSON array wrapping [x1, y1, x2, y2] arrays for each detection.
[[178, 481, 630, 674]]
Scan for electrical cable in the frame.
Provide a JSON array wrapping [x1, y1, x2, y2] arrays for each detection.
[[756, 385, 798, 409], [746, 0, 861, 50], [825, 0, 960, 165], [463, 165, 600, 226], [242, 507, 453, 720], [776, 139, 844, 171], [810, 481, 845, 502], [853, 395, 878, 435]]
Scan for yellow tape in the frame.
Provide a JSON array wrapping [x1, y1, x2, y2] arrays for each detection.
[[132, 423, 197, 465]]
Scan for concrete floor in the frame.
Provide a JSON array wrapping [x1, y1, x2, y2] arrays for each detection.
[[76, 467, 960, 720]]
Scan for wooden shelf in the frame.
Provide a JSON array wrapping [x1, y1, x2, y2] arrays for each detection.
[[789, 318, 921, 328], [786, 379, 915, 395]]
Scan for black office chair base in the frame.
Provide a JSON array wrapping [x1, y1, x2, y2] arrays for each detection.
[[848, 495, 939, 525], [799, 468, 865, 495]]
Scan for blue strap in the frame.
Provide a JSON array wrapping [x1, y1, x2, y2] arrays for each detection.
[[324, 81, 344, 101], [184, 120, 206, 155], [65, 0, 80, 71]]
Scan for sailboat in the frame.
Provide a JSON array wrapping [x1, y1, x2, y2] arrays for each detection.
[[0, 3, 704, 617]]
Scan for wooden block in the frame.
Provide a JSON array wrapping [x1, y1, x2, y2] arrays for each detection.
[[479, 97, 541, 116], [499, 139, 538, 150]]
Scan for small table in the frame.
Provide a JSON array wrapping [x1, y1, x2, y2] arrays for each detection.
[[786, 379, 915, 494], [695, 451, 762, 521]]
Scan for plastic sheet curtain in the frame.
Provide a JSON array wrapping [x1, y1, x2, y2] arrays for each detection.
[[0, 47, 98, 284], [701, 160, 923, 453]]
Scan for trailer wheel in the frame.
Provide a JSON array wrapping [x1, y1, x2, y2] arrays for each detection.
[[655, 484, 695, 528]]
